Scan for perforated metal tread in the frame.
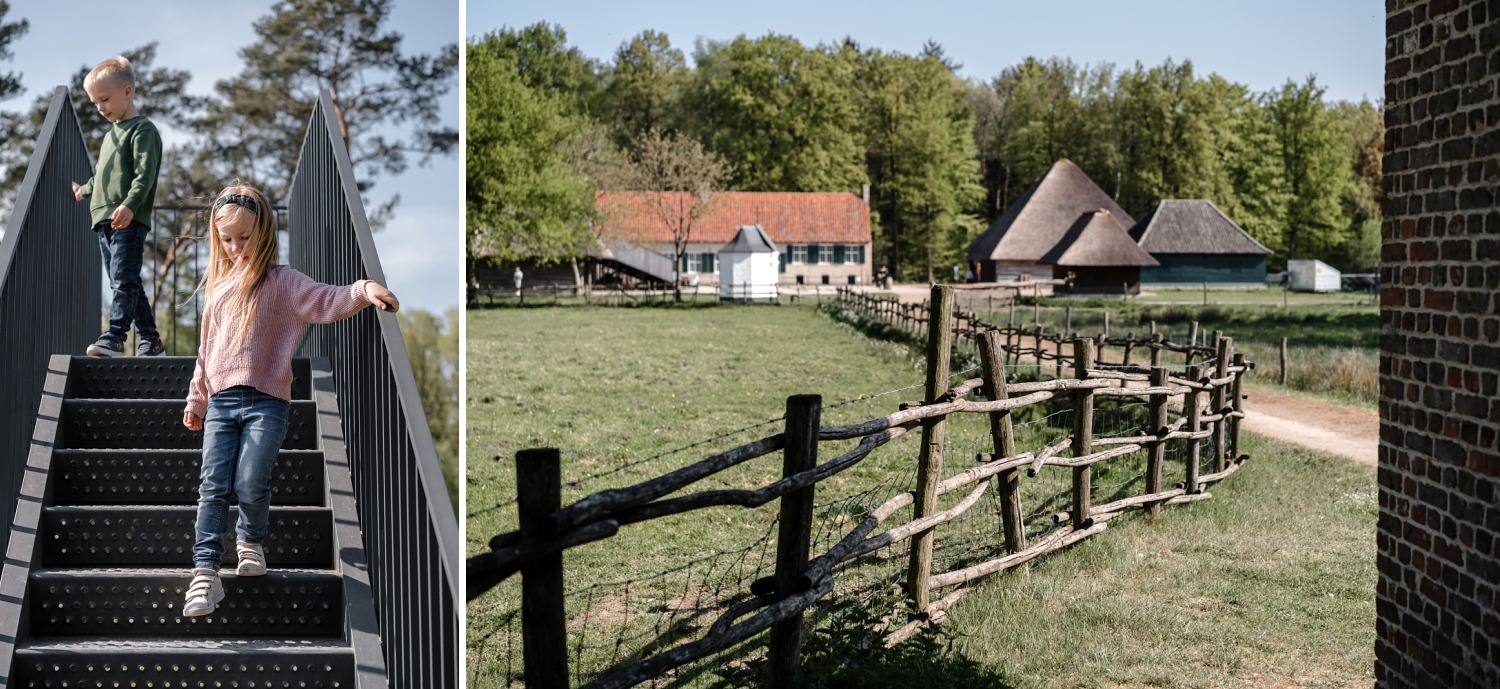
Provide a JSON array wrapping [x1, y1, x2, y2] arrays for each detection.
[[68, 356, 313, 400], [13, 639, 353, 687], [42, 506, 333, 567], [29, 569, 344, 637], [52, 449, 326, 506], [61, 400, 318, 450]]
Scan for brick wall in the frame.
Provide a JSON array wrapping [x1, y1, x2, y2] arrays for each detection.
[[1380, 1, 1500, 686]]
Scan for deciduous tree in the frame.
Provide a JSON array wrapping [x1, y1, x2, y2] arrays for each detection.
[[625, 128, 727, 302]]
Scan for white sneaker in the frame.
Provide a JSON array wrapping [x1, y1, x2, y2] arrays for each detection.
[[182, 568, 223, 617], [236, 540, 267, 577]]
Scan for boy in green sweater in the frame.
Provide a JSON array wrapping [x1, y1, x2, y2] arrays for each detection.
[[72, 56, 164, 357]]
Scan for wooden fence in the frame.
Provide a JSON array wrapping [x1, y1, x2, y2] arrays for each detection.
[[467, 285, 1251, 688]]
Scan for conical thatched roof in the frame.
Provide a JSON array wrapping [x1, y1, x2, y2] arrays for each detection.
[[966, 159, 1134, 263], [1040, 209, 1158, 267], [1128, 200, 1270, 255]]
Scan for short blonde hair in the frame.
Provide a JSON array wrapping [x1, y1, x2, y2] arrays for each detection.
[[84, 56, 134, 90]]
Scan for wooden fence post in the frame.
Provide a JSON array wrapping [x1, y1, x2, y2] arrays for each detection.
[[1065, 305, 1073, 335], [1146, 367, 1168, 517], [770, 395, 821, 688], [517, 448, 567, 689], [908, 285, 953, 614], [1230, 352, 1246, 464], [1103, 310, 1110, 339], [1185, 365, 1203, 494], [979, 331, 1025, 553], [1034, 327, 1045, 379], [1279, 337, 1289, 386], [1186, 321, 1199, 368], [1213, 336, 1231, 473], [1071, 338, 1096, 528], [1150, 332, 1163, 369]]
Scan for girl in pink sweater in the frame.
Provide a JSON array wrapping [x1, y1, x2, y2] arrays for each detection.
[[179, 184, 398, 617]]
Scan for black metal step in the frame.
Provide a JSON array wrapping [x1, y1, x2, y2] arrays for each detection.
[[51, 449, 326, 506], [60, 400, 318, 450], [13, 639, 354, 687], [67, 356, 312, 400], [42, 506, 333, 567], [28, 569, 344, 638]]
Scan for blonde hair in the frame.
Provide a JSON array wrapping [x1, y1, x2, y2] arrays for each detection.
[[84, 56, 134, 90], [200, 184, 278, 348]]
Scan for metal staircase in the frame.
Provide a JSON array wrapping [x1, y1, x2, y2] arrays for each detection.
[[4, 356, 383, 687], [1, 88, 457, 689]]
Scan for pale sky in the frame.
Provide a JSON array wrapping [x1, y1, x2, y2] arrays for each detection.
[[3, 0, 460, 314], [472, 0, 1384, 104]]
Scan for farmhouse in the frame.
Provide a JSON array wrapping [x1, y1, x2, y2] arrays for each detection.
[[1127, 200, 1270, 287], [594, 190, 872, 287], [1039, 208, 1158, 295], [965, 159, 1134, 283]]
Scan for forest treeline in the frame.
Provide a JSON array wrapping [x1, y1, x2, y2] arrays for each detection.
[[470, 23, 1382, 281]]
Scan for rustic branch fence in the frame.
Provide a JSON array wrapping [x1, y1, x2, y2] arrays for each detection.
[[468, 285, 1251, 688]]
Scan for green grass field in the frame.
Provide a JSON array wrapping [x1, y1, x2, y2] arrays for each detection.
[[466, 304, 1376, 687]]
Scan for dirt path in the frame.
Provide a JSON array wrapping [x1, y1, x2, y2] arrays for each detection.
[[1239, 385, 1378, 466]]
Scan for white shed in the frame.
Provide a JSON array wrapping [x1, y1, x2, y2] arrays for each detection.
[[718, 225, 779, 303], [1287, 259, 1341, 293]]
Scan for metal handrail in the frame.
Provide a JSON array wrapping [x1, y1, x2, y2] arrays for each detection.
[[288, 90, 459, 688], [0, 86, 97, 541]]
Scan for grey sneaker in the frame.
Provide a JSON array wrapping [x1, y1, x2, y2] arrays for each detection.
[[182, 568, 223, 617], [236, 540, 266, 577], [137, 335, 165, 356], [86, 335, 124, 357]]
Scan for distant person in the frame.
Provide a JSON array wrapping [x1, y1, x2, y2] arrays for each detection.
[[953, 265, 961, 282], [966, 267, 975, 283], [73, 56, 164, 357], [876, 265, 890, 289], [179, 184, 399, 617], [513, 266, 523, 295]]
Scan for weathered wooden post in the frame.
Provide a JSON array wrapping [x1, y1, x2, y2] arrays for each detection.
[[1184, 365, 1203, 494], [1103, 310, 1110, 338], [1230, 352, 1246, 464], [517, 448, 567, 689], [1146, 367, 1169, 516], [1054, 333, 1064, 379], [1065, 305, 1073, 334], [979, 331, 1026, 553], [1123, 335, 1135, 367], [1213, 336, 1231, 473], [770, 395, 821, 688], [1034, 326, 1045, 379], [1150, 332, 1163, 369], [1186, 321, 1200, 368], [1071, 338, 1096, 528], [908, 285, 953, 614], [1280, 337, 1289, 386]]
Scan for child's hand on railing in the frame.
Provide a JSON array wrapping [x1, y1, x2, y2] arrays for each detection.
[[365, 281, 400, 313]]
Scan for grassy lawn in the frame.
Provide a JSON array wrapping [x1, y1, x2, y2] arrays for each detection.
[[465, 303, 1375, 687]]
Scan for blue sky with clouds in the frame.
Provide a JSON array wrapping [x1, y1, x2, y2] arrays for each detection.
[[4, 0, 460, 314], [473, 0, 1383, 104]]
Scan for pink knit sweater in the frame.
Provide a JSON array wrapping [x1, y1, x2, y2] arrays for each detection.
[[186, 265, 373, 418]]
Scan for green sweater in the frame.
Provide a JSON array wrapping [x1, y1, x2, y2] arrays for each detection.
[[78, 115, 162, 229]]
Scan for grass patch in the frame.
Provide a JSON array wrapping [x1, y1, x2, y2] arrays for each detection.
[[466, 303, 1375, 687]]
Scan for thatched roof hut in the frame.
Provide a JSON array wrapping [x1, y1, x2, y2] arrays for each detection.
[[966, 159, 1134, 282], [1127, 200, 1270, 286], [1042, 209, 1157, 295]]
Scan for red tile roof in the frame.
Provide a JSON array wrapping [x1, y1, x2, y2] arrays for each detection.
[[596, 191, 871, 245]]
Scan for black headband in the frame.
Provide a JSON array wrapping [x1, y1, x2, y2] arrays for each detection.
[[214, 193, 260, 214]]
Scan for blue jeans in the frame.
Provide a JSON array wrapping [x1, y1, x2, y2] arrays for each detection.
[[96, 220, 159, 340], [192, 386, 289, 570]]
